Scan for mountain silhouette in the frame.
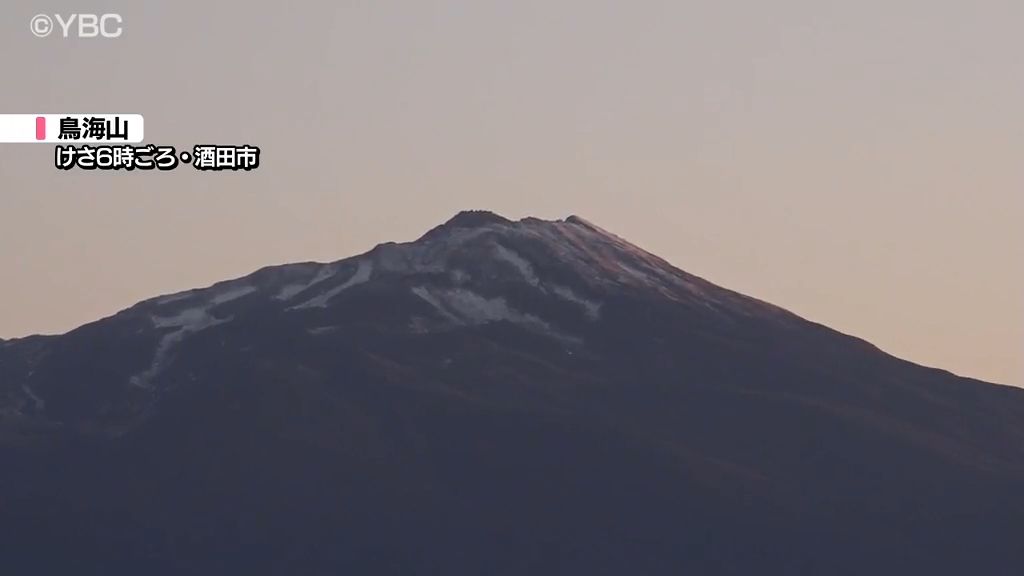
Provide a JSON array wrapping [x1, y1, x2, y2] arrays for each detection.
[[2, 211, 1022, 575]]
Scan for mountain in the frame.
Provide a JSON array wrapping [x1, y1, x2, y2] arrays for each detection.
[[2, 211, 1023, 575]]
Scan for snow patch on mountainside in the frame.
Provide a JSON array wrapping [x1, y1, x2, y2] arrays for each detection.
[[549, 284, 602, 320], [374, 226, 495, 275], [209, 285, 257, 306], [410, 287, 461, 324], [275, 263, 341, 301], [153, 291, 194, 306], [289, 260, 373, 310], [493, 244, 539, 286], [275, 283, 307, 301], [411, 286, 550, 331], [131, 288, 244, 388]]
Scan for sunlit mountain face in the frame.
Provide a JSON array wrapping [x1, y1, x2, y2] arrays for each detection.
[[2, 211, 1023, 575]]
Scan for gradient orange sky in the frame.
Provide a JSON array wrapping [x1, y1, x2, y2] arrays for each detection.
[[1, 0, 1021, 385]]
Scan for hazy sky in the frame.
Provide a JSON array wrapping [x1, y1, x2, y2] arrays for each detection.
[[1, 0, 1021, 385]]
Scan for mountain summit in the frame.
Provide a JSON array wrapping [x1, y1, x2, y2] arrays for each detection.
[[3, 211, 786, 429], [1, 212, 1023, 575]]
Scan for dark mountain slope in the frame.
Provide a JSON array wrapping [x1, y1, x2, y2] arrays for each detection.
[[1, 212, 1022, 575]]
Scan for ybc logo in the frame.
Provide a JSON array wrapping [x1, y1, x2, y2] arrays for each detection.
[[31, 14, 123, 39]]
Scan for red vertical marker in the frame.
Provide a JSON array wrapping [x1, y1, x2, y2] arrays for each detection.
[[35, 116, 46, 141]]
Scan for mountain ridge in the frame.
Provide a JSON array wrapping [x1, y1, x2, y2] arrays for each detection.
[[1, 210, 1022, 574], [9, 211, 1001, 388]]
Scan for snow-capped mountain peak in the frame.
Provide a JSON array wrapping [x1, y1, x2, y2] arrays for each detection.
[[0, 212, 817, 430]]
